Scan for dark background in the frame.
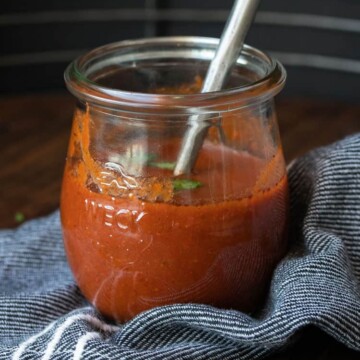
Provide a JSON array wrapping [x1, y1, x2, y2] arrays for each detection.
[[1, 0, 360, 101]]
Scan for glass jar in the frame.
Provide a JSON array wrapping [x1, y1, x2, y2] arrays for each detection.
[[61, 37, 288, 322]]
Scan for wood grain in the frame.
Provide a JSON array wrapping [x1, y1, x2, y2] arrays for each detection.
[[0, 93, 73, 227]]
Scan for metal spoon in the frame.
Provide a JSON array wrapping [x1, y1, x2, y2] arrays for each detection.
[[173, 0, 261, 176]]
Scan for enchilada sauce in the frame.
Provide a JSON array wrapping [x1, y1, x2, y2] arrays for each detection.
[[61, 80, 288, 321]]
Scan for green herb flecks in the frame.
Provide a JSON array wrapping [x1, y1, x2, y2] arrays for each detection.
[[14, 212, 25, 223], [115, 153, 157, 166], [150, 161, 176, 170], [129, 153, 157, 165], [173, 179, 202, 191], [113, 152, 203, 191], [112, 153, 157, 174]]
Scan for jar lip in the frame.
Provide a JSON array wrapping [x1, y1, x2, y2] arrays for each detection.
[[65, 36, 286, 113]]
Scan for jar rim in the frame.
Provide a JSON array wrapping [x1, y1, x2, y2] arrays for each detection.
[[64, 36, 286, 113]]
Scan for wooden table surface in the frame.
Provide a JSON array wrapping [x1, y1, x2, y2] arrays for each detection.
[[1, 93, 360, 358]]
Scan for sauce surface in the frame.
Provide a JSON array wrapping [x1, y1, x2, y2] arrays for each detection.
[[61, 110, 288, 321]]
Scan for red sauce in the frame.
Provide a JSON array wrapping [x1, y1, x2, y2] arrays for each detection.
[[61, 109, 288, 321]]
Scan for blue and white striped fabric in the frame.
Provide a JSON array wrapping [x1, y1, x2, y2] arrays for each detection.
[[1, 134, 360, 359]]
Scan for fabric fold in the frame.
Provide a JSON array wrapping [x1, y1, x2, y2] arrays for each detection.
[[1, 135, 360, 359]]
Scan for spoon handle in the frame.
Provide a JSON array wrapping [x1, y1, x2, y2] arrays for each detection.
[[174, 0, 261, 176]]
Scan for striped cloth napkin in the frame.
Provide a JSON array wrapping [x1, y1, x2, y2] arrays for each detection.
[[1, 134, 360, 360]]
